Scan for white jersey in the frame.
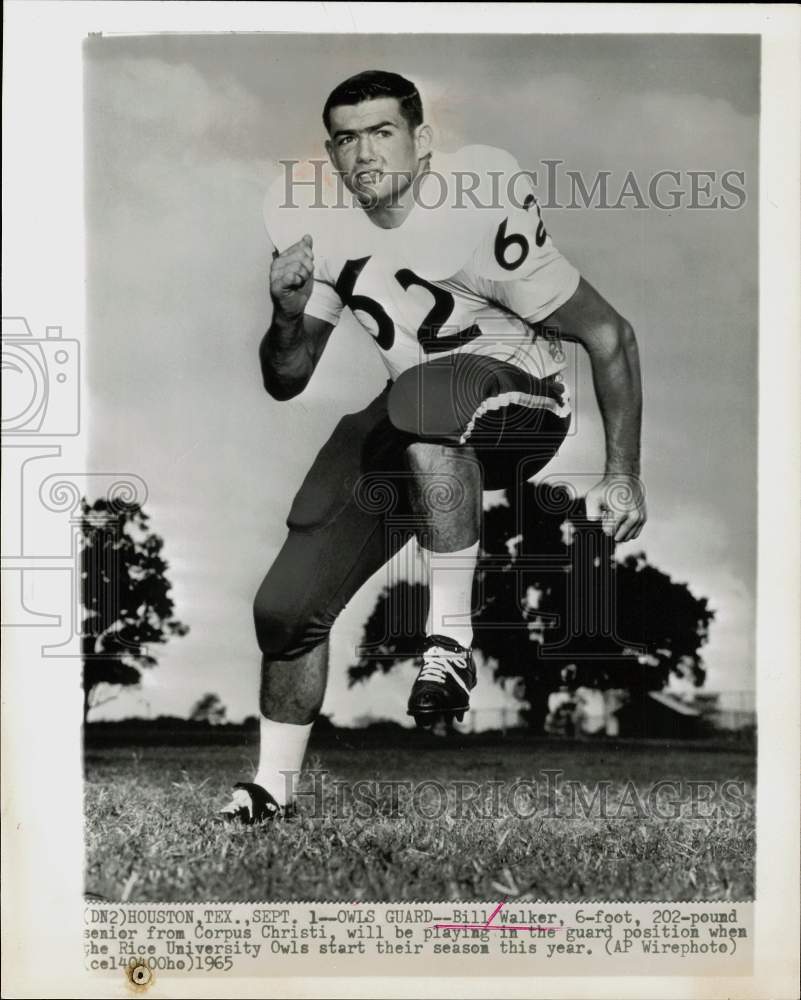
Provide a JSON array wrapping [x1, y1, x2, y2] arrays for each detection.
[[264, 146, 580, 382]]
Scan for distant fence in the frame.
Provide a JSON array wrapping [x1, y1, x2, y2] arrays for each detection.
[[461, 690, 757, 737]]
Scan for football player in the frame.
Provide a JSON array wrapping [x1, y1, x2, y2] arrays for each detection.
[[222, 70, 646, 823]]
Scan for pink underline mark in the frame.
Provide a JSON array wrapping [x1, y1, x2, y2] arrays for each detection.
[[434, 898, 562, 933]]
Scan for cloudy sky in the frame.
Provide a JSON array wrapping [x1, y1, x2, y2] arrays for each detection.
[[84, 33, 758, 723]]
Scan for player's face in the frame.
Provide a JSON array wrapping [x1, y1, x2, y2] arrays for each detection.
[[326, 97, 431, 207]]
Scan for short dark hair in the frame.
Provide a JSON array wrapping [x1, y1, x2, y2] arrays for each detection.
[[323, 70, 423, 133]]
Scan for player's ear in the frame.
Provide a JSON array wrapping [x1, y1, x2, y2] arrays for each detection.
[[414, 124, 433, 159], [324, 138, 334, 163]]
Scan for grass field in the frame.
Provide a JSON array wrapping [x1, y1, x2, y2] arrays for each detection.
[[85, 736, 755, 903]]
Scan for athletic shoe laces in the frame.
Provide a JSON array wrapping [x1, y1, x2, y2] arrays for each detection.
[[418, 647, 465, 684]]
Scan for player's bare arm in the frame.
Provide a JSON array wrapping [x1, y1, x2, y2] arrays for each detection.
[[260, 234, 334, 400], [544, 276, 646, 544]]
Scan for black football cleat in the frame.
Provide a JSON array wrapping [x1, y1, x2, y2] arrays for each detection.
[[218, 782, 295, 825], [407, 634, 476, 729]]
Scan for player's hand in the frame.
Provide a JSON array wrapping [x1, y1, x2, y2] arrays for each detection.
[[269, 234, 314, 320], [584, 474, 647, 543]]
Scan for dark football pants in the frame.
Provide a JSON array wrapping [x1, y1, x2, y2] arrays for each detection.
[[253, 355, 571, 660]]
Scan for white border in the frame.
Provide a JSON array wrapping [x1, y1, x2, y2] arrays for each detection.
[[2, 4, 799, 998]]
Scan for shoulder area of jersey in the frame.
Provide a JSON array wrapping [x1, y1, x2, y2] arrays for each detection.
[[436, 143, 526, 185], [441, 143, 534, 203], [408, 145, 533, 274]]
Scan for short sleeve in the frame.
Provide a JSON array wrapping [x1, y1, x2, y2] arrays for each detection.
[[305, 276, 344, 327], [468, 173, 580, 323]]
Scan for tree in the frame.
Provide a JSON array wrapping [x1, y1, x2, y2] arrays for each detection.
[[190, 693, 227, 725], [80, 497, 189, 722], [348, 482, 714, 728]]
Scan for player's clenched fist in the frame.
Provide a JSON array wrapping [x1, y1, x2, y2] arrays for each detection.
[[270, 234, 314, 319]]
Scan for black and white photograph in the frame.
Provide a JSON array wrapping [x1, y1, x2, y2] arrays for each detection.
[[2, 4, 800, 997], [80, 28, 760, 899]]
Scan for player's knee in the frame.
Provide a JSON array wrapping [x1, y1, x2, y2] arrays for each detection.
[[252, 595, 329, 661]]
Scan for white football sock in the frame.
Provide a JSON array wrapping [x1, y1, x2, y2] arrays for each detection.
[[253, 716, 313, 806], [423, 540, 479, 649]]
